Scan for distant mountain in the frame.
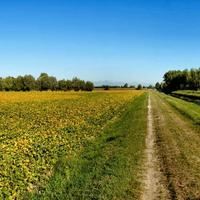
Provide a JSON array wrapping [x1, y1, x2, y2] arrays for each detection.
[[94, 80, 140, 87], [94, 81, 123, 87]]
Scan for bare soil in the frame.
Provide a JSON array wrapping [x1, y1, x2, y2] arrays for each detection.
[[141, 94, 170, 200]]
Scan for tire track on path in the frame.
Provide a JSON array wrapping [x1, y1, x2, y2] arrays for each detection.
[[141, 93, 170, 200], [151, 92, 200, 199]]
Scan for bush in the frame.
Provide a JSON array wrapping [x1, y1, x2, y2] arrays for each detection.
[[137, 84, 142, 90], [85, 81, 94, 91], [104, 85, 109, 90]]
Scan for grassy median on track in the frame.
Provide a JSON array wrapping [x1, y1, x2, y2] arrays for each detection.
[[26, 93, 148, 200]]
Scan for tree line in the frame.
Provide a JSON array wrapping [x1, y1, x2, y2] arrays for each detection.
[[155, 68, 200, 93], [97, 84, 144, 90], [0, 73, 94, 91]]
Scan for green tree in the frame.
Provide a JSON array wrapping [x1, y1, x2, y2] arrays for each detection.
[[49, 76, 58, 91], [85, 81, 94, 91], [65, 80, 72, 90], [72, 77, 81, 91], [190, 68, 200, 90], [0, 78, 3, 91], [129, 85, 135, 89], [162, 68, 200, 92], [3, 77, 15, 91], [23, 75, 36, 91], [147, 85, 153, 89], [58, 80, 67, 91], [79, 80, 86, 91], [137, 84, 142, 90], [123, 83, 128, 88], [57, 79, 72, 91], [37, 73, 51, 91], [0, 73, 95, 92], [13, 76, 24, 91], [103, 85, 109, 90], [155, 82, 161, 91]]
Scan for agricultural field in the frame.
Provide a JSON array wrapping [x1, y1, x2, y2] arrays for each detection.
[[0, 90, 146, 199], [2, 0, 200, 199], [1, 89, 200, 200]]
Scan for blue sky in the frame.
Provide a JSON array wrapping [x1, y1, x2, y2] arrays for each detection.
[[0, 0, 200, 85]]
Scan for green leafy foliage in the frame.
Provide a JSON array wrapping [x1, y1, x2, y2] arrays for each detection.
[[0, 90, 143, 199]]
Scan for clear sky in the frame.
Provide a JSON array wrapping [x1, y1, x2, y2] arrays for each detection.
[[0, 0, 200, 85]]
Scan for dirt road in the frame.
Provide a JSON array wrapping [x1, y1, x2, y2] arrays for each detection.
[[141, 92, 200, 199], [141, 94, 170, 200]]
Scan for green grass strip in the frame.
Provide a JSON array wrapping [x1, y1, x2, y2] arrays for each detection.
[[26, 93, 148, 200], [173, 90, 200, 98], [159, 92, 200, 124]]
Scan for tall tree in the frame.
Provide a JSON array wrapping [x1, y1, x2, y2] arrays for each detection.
[[155, 82, 161, 91], [0, 73, 94, 92], [85, 81, 94, 91], [37, 73, 51, 91], [137, 84, 142, 90], [3, 77, 15, 91], [49, 76, 57, 91], [72, 77, 81, 91], [161, 68, 200, 92], [123, 83, 128, 88], [0, 78, 3, 91], [13, 76, 24, 91], [23, 75, 36, 91]]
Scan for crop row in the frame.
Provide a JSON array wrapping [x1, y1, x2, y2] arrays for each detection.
[[0, 90, 143, 199]]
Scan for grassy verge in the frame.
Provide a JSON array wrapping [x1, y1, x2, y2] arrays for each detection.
[[173, 90, 200, 98], [172, 90, 200, 105], [25, 93, 148, 200], [158, 92, 200, 124], [151, 92, 200, 199]]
